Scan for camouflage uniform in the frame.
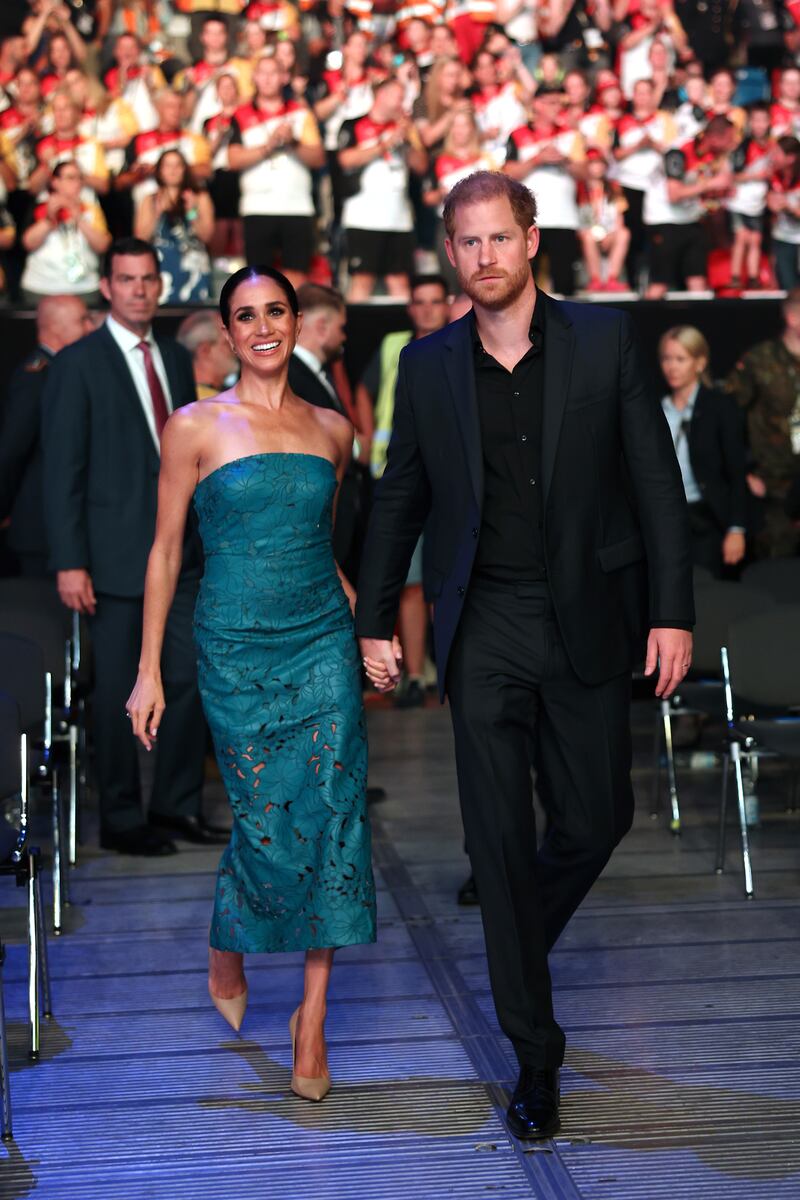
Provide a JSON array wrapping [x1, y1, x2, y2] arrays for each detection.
[[725, 337, 800, 558]]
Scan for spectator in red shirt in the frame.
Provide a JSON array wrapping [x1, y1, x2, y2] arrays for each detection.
[[29, 87, 110, 199]]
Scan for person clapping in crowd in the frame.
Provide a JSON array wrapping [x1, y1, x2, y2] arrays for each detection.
[[228, 53, 324, 287], [423, 104, 496, 288], [21, 159, 111, 304], [725, 102, 774, 292], [134, 148, 214, 303], [338, 76, 427, 300]]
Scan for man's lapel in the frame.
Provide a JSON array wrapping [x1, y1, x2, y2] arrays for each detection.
[[97, 323, 160, 462], [541, 293, 575, 503], [443, 313, 483, 509]]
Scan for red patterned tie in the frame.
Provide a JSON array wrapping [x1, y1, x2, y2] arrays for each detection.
[[137, 339, 170, 439]]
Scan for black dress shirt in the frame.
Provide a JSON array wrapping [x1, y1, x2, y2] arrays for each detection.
[[472, 300, 547, 582]]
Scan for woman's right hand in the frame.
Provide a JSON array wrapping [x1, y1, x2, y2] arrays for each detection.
[[126, 672, 165, 752]]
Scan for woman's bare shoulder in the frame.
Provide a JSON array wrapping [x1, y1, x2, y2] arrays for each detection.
[[163, 389, 241, 450], [313, 402, 352, 445], [169, 388, 240, 426]]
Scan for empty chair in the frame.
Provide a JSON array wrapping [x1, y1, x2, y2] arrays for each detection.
[[0, 689, 52, 1065], [651, 582, 774, 833], [0, 632, 67, 933], [718, 604, 800, 897], [741, 558, 800, 604]]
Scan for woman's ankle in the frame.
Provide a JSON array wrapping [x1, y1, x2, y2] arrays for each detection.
[[208, 947, 245, 996]]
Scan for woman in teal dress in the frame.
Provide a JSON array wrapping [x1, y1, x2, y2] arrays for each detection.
[[126, 266, 380, 1102]]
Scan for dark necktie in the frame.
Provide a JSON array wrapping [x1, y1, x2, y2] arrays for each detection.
[[137, 339, 169, 438]]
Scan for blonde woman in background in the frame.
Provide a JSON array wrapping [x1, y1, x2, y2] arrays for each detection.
[[659, 325, 748, 576], [423, 106, 498, 289], [67, 69, 139, 178], [415, 58, 469, 153]]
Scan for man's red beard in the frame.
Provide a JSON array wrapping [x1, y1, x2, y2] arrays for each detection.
[[455, 257, 534, 310]]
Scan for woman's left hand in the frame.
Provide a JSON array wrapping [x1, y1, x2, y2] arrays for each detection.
[[722, 530, 746, 565]]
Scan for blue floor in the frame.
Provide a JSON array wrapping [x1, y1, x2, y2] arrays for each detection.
[[1, 700, 799, 1199]]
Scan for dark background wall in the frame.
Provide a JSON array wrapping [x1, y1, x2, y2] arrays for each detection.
[[0, 296, 784, 391]]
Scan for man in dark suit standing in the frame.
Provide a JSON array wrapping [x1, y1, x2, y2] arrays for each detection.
[[288, 282, 366, 578], [0, 295, 93, 578], [42, 237, 227, 856], [288, 283, 348, 416], [356, 172, 694, 1139]]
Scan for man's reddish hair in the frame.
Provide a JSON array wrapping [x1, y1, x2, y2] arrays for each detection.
[[443, 171, 538, 241]]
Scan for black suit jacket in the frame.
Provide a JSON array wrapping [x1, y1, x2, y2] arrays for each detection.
[[288, 352, 342, 414], [355, 294, 694, 699], [0, 346, 52, 562], [686, 384, 748, 532], [41, 322, 200, 597]]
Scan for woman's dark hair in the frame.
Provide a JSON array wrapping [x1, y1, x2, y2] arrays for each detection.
[[219, 266, 299, 328], [51, 158, 80, 183], [155, 148, 191, 190], [155, 148, 193, 219]]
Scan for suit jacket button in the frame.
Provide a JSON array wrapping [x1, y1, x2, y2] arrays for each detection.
[[472, 528, 478, 538], [457, 585, 465, 597]]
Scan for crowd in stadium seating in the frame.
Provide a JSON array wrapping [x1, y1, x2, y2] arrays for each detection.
[[0, 0, 800, 301]]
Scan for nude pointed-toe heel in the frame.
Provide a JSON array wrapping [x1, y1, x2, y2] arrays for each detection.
[[289, 1006, 331, 1102], [209, 982, 248, 1032]]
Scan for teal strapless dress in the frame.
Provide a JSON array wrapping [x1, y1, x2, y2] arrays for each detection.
[[193, 452, 377, 954]]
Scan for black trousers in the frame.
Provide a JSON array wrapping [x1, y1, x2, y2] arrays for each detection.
[[447, 579, 634, 1068], [622, 186, 646, 289], [89, 574, 206, 834], [535, 228, 578, 296]]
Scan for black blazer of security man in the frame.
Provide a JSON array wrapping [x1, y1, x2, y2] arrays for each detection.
[[42, 321, 201, 594], [41, 316, 205, 850], [356, 294, 695, 700], [288, 348, 365, 580], [685, 383, 748, 533], [0, 346, 54, 576]]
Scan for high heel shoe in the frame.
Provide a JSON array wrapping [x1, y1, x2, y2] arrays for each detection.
[[209, 982, 248, 1032], [289, 1006, 331, 1102]]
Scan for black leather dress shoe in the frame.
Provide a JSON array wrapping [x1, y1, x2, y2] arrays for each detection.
[[506, 1067, 560, 1140], [100, 825, 177, 857], [457, 874, 479, 906], [148, 813, 231, 844]]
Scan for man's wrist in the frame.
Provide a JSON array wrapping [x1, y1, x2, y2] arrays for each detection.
[[650, 621, 693, 631]]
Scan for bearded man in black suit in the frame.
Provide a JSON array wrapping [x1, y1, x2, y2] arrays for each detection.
[[355, 172, 694, 1140]]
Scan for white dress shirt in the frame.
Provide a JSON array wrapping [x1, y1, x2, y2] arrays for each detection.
[[106, 314, 173, 452], [661, 385, 701, 504]]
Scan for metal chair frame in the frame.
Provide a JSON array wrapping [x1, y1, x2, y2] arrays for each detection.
[[715, 647, 756, 898], [650, 682, 724, 835], [0, 733, 53, 1059], [0, 630, 70, 936], [0, 586, 91, 887], [37, 668, 69, 935]]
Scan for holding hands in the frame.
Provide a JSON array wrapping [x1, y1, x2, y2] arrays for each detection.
[[360, 636, 403, 693]]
